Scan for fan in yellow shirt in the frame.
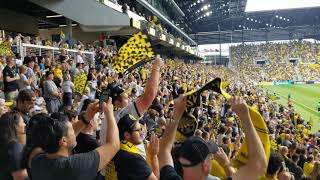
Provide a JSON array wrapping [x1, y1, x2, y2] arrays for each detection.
[[303, 155, 315, 177]]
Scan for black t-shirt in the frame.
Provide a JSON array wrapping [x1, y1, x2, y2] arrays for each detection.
[[298, 154, 307, 168], [74, 132, 100, 154], [160, 165, 182, 180], [114, 150, 152, 180], [3, 66, 18, 92], [287, 162, 303, 180], [0, 141, 25, 180], [31, 150, 100, 180]]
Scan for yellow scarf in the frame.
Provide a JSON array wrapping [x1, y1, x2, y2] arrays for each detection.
[[105, 141, 141, 180]]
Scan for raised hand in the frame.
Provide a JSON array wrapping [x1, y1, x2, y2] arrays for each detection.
[[148, 133, 160, 156], [172, 95, 186, 123], [214, 147, 230, 167], [86, 101, 100, 120], [101, 98, 113, 114], [230, 96, 249, 118]]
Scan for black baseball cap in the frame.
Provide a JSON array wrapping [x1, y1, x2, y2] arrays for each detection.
[[177, 137, 219, 167], [106, 83, 125, 103], [118, 114, 138, 139]]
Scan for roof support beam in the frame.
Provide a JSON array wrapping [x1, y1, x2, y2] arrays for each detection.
[[168, 0, 185, 16]]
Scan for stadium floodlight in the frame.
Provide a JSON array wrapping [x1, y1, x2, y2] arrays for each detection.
[[239, 25, 242, 27], [197, 0, 200, 3], [255, 20, 257, 22], [46, 14, 63, 18], [247, 17, 250, 20], [287, 19, 290, 22], [206, 12, 210, 16], [283, 18, 286, 20], [276, 15, 279, 18], [245, 0, 320, 12], [279, 16, 282, 19]]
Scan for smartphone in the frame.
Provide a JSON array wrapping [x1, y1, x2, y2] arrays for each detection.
[[99, 88, 111, 109]]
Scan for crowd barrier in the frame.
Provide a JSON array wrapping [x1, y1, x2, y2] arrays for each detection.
[[19, 43, 95, 66], [258, 81, 320, 86]]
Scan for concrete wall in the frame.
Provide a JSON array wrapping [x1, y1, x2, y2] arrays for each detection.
[[0, 8, 38, 34], [30, 0, 130, 26], [39, 27, 100, 43]]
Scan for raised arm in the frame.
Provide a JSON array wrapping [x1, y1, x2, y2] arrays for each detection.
[[158, 96, 186, 169], [136, 57, 163, 115], [148, 133, 160, 179], [96, 98, 120, 170], [230, 97, 267, 180]]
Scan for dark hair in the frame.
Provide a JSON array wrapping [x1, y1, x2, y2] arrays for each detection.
[[45, 71, 53, 78], [51, 112, 69, 122], [218, 125, 227, 134], [23, 56, 32, 65], [306, 155, 314, 163], [267, 152, 284, 176], [81, 99, 94, 112], [31, 114, 69, 153], [24, 113, 51, 167], [292, 154, 299, 162], [0, 111, 22, 145], [201, 131, 209, 140], [65, 110, 78, 122], [17, 89, 35, 103], [222, 137, 230, 144]]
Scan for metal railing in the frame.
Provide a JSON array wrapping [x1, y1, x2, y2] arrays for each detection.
[[19, 43, 95, 66]]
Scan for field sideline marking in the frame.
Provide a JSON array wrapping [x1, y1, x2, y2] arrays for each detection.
[[275, 91, 319, 116]]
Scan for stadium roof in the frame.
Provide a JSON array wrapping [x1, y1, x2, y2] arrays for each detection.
[[175, 0, 320, 44]]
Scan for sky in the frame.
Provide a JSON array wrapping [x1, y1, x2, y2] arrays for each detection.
[[245, 0, 320, 12]]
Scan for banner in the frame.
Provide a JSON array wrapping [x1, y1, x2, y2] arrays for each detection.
[[257, 82, 273, 86]]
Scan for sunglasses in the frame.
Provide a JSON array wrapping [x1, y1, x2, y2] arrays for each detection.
[[131, 128, 143, 132]]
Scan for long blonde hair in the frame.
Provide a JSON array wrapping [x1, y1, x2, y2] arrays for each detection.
[[311, 161, 320, 180]]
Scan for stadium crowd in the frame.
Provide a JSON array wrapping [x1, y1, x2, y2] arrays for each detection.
[[231, 41, 320, 82], [0, 34, 320, 180]]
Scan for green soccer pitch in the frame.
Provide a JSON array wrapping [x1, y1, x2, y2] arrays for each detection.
[[263, 84, 320, 132]]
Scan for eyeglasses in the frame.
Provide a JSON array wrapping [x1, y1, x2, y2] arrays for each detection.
[[131, 128, 143, 132]]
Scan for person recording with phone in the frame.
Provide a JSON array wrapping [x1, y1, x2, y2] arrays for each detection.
[[99, 56, 163, 178]]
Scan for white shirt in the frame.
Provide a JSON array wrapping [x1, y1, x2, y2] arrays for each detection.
[[76, 54, 84, 64]]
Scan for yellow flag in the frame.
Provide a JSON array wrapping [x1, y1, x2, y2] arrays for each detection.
[[60, 31, 65, 40], [73, 72, 87, 95], [177, 78, 270, 169], [0, 40, 14, 57], [113, 32, 154, 74]]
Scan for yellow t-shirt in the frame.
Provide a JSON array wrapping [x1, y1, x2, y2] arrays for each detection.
[[140, 68, 147, 80], [279, 133, 286, 139], [297, 124, 304, 132], [303, 129, 311, 136], [181, 82, 187, 92], [54, 68, 62, 79], [303, 162, 314, 177]]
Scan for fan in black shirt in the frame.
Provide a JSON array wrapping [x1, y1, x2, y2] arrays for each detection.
[[0, 111, 28, 180], [3, 56, 19, 101]]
